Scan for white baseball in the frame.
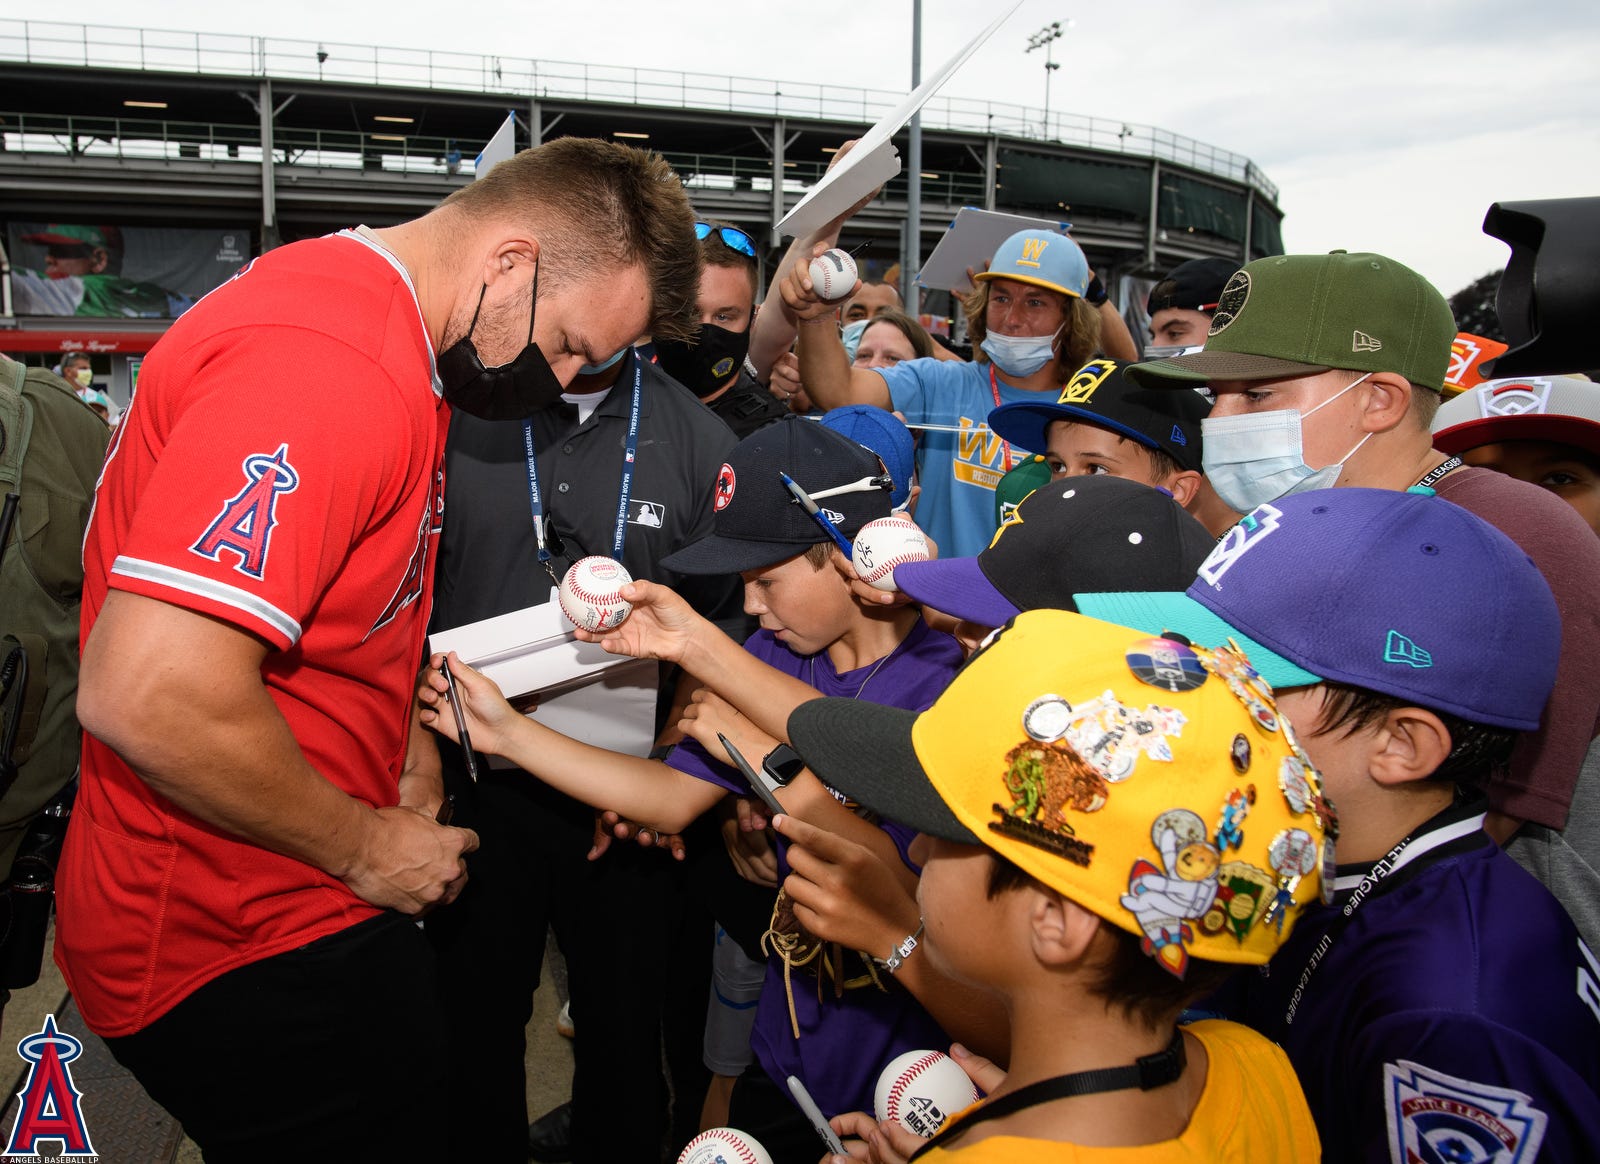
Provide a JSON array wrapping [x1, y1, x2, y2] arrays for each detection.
[[851, 516, 931, 592], [874, 1049, 981, 1138], [808, 248, 859, 302], [558, 556, 634, 632], [676, 1127, 774, 1164]]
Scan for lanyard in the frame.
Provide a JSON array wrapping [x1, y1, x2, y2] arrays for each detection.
[[1281, 811, 1484, 1027], [522, 352, 644, 586], [1415, 455, 1462, 491], [985, 364, 1016, 473], [909, 1031, 1186, 1161]]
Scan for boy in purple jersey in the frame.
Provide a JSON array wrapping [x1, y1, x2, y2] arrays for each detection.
[[420, 418, 979, 1163], [1077, 488, 1600, 1162]]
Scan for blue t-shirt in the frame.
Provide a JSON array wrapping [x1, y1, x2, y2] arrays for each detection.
[[1218, 801, 1600, 1163], [667, 617, 964, 1117], [875, 358, 1047, 558]]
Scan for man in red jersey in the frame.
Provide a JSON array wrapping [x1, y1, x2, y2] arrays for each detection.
[[58, 138, 700, 1161]]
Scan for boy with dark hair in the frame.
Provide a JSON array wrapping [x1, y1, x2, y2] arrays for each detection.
[[778, 610, 1326, 1158], [422, 418, 972, 1162], [986, 358, 1209, 516], [1075, 488, 1600, 1161]]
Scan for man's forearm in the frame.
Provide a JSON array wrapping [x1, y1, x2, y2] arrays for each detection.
[[796, 317, 887, 410]]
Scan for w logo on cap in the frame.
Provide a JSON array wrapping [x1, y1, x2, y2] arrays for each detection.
[[1383, 630, 1432, 669], [1018, 238, 1049, 267]]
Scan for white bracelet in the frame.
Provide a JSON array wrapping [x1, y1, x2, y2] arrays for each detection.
[[881, 920, 925, 974]]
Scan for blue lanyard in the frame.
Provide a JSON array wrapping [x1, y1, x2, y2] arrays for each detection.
[[522, 352, 644, 584]]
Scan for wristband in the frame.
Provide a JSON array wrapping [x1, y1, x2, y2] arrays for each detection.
[[879, 920, 925, 974], [1085, 274, 1108, 307]]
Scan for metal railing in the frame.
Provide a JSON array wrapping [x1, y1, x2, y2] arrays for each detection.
[[0, 112, 996, 203], [0, 18, 1278, 203]]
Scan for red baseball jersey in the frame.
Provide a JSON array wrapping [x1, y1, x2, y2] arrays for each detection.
[[56, 231, 448, 1036]]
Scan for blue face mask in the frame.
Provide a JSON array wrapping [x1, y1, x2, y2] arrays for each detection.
[[577, 348, 627, 376], [1201, 374, 1373, 514], [981, 328, 1061, 378]]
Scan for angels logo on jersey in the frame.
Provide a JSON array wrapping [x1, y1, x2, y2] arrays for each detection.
[[191, 444, 300, 580], [367, 463, 444, 641], [1384, 1060, 1547, 1164]]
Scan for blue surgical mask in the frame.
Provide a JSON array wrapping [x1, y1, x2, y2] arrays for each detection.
[[841, 319, 870, 363], [981, 327, 1061, 378], [1201, 374, 1373, 514], [577, 348, 627, 376]]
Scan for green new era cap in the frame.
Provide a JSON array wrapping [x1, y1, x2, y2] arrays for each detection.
[[1125, 251, 1456, 392]]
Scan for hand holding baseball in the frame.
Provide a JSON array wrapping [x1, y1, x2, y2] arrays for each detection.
[[571, 579, 703, 665]]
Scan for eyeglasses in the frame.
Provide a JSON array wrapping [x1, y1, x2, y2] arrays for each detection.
[[695, 222, 757, 259]]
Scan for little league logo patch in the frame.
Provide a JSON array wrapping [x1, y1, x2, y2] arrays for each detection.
[[1384, 1060, 1547, 1164], [1475, 378, 1555, 418], [1197, 503, 1283, 587], [4, 1015, 97, 1159], [190, 443, 299, 580]]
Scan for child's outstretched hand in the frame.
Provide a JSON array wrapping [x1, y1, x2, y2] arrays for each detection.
[[571, 579, 703, 664], [828, 1110, 921, 1163], [417, 652, 518, 757]]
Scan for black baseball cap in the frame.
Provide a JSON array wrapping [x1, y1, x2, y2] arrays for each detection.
[[661, 416, 891, 575], [1147, 257, 1239, 315], [987, 359, 1209, 472], [893, 474, 1213, 627]]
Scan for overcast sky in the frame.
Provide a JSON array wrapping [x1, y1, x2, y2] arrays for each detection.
[[32, 0, 1600, 297]]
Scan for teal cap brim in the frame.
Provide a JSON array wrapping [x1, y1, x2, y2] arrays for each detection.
[[1072, 591, 1324, 691]]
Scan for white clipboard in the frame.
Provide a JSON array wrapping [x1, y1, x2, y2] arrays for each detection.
[[917, 208, 1075, 292], [428, 592, 658, 757]]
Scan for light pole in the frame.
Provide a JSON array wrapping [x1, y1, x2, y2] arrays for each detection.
[[1025, 21, 1069, 139]]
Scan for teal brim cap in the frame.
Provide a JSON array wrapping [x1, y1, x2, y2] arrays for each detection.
[[1072, 590, 1323, 691]]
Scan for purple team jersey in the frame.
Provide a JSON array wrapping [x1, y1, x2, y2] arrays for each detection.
[[667, 618, 963, 1118], [1225, 801, 1600, 1163]]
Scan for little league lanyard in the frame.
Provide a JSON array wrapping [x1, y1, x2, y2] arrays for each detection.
[[1415, 455, 1463, 491], [1281, 811, 1485, 1027], [986, 364, 1017, 474], [522, 352, 643, 584]]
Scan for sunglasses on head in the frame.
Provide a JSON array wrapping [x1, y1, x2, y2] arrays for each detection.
[[695, 222, 757, 259]]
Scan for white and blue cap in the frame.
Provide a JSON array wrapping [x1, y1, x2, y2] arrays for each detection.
[[1075, 489, 1560, 731], [974, 228, 1089, 300]]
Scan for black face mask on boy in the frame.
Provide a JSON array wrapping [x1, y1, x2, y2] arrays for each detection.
[[436, 264, 564, 421]]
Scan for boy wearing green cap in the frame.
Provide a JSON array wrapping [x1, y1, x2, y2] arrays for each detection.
[[1125, 250, 1600, 945]]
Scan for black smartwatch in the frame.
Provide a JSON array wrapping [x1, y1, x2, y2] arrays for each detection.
[[762, 743, 806, 787]]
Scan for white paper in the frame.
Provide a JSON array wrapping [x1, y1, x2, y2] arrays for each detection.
[[918, 207, 1074, 293], [430, 592, 660, 755], [776, 1, 1024, 240], [474, 111, 516, 178]]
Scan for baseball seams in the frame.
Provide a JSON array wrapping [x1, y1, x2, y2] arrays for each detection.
[[679, 1130, 761, 1164], [859, 551, 924, 587], [884, 1051, 946, 1120], [559, 557, 632, 631]]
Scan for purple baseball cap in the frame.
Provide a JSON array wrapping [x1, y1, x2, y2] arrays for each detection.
[[894, 475, 1214, 628], [1075, 489, 1560, 730]]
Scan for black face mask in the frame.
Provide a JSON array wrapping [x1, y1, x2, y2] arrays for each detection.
[[654, 323, 751, 399], [436, 269, 564, 421]]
